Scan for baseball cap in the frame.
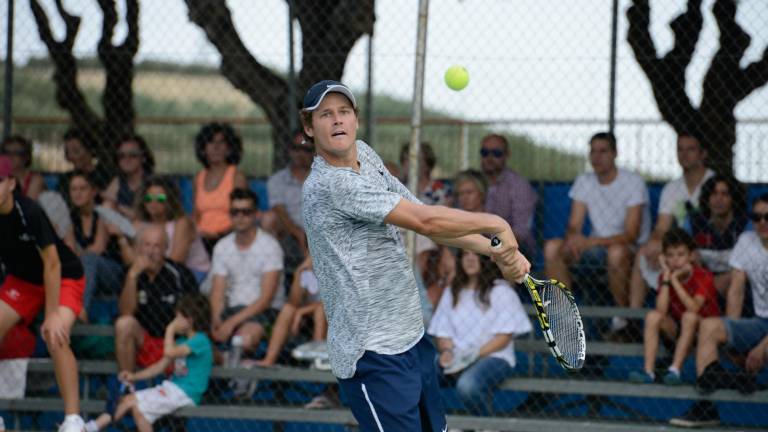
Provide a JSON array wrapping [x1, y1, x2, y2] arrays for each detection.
[[302, 80, 357, 112], [0, 155, 13, 178]]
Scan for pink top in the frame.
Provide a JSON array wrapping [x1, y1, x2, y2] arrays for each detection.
[[165, 220, 210, 273], [194, 165, 236, 235]]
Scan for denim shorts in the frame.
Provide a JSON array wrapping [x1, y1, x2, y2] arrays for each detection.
[[723, 316, 768, 353]]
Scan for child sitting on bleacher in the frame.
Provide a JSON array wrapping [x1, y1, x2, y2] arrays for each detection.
[[85, 293, 213, 432], [629, 228, 720, 385]]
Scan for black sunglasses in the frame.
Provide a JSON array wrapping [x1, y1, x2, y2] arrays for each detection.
[[750, 212, 768, 223], [229, 208, 255, 217], [480, 148, 504, 158]]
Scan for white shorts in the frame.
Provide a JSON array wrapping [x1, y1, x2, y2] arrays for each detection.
[[638, 254, 661, 290], [134, 380, 194, 424]]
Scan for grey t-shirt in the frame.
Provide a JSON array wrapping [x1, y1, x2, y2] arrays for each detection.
[[302, 140, 425, 379]]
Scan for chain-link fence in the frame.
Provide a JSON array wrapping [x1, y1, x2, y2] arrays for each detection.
[[1, 0, 768, 431]]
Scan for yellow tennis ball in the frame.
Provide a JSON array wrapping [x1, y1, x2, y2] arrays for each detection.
[[444, 65, 469, 91]]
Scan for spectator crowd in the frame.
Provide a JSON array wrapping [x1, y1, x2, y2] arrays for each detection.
[[1, 124, 767, 430]]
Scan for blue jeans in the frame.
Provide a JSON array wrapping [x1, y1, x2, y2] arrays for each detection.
[[453, 356, 513, 416], [80, 254, 124, 312]]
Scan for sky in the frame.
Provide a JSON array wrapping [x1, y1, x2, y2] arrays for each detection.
[[3, 0, 768, 180]]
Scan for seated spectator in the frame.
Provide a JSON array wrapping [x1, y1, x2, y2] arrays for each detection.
[[135, 176, 210, 282], [429, 250, 531, 416], [628, 228, 719, 385], [454, 169, 487, 214], [1, 135, 45, 200], [209, 188, 284, 357], [63, 171, 125, 320], [544, 132, 650, 331], [478, 134, 538, 257], [399, 142, 453, 303], [628, 132, 714, 309], [255, 255, 325, 367], [102, 134, 155, 220], [58, 128, 112, 205], [193, 122, 248, 255], [263, 131, 312, 273], [86, 293, 212, 432], [684, 174, 747, 312], [670, 194, 768, 428], [114, 225, 198, 375]]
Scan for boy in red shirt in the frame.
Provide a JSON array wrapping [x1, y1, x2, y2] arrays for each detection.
[[0, 156, 87, 431], [629, 228, 720, 385]]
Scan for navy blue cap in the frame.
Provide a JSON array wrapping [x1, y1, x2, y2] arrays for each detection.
[[302, 80, 357, 112]]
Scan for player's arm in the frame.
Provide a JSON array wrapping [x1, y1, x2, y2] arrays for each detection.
[[384, 199, 513, 247], [725, 269, 746, 318]]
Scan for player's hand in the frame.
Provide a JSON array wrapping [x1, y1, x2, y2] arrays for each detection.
[[746, 345, 766, 374], [498, 250, 530, 284], [489, 229, 519, 270], [118, 370, 135, 383], [41, 311, 69, 350]]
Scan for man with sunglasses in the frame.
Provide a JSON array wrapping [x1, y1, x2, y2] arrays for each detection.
[[479, 134, 538, 257], [209, 188, 284, 371], [0, 156, 88, 431], [264, 131, 313, 276], [671, 194, 768, 428]]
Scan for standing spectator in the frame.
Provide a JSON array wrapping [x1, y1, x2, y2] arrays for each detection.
[[255, 255, 325, 367], [63, 171, 125, 320], [58, 128, 112, 204], [544, 132, 650, 326], [102, 134, 155, 220], [0, 156, 88, 432], [263, 131, 312, 273], [669, 194, 768, 428], [209, 189, 284, 356], [114, 225, 198, 374], [86, 293, 213, 432], [135, 176, 210, 282], [479, 134, 538, 257], [193, 122, 248, 255], [628, 132, 714, 309], [1, 135, 45, 200], [628, 229, 719, 385], [429, 250, 532, 415], [685, 174, 748, 313]]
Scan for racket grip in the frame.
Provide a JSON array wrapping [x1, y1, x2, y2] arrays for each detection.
[[490, 236, 501, 248]]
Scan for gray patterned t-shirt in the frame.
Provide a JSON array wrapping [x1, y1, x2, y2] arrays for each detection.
[[302, 140, 425, 379]]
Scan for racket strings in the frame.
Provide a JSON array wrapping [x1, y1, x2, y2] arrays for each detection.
[[541, 283, 585, 368]]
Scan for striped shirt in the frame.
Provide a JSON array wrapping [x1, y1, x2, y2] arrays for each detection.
[[302, 140, 424, 379]]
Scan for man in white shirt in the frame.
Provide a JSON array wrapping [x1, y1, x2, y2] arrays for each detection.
[[209, 188, 284, 353], [628, 133, 714, 310], [670, 194, 768, 428], [544, 132, 650, 320]]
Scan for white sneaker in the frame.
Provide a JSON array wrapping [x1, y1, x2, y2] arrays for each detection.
[[58, 415, 85, 432]]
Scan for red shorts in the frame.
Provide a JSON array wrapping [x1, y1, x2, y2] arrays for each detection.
[[0, 275, 84, 325], [137, 330, 165, 368]]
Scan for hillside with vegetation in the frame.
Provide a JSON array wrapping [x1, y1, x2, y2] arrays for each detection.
[[2, 60, 586, 180]]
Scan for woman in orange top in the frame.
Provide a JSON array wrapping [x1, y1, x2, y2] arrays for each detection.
[[193, 122, 247, 254]]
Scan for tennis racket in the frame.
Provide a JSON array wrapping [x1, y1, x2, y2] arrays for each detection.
[[491, 236, 586, 370]]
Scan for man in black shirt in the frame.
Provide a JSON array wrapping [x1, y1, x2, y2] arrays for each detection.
[[0, 156, 87, 432], [114, 224, 197, 373]]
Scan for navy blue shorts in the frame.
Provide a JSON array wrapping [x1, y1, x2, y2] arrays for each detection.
[[338, 335, 447, 431]]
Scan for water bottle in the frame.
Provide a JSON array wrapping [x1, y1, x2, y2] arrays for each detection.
[[229, 335, 244, 368]]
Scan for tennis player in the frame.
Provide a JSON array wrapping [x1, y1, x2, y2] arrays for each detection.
[[0, 155, 86, 432], [301, 80, 529, 431]]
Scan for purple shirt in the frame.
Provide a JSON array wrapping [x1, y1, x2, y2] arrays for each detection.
[[485, 168, 538, 255]]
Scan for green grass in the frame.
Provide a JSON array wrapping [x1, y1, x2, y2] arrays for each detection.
[[2, 61, 585, 180]]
